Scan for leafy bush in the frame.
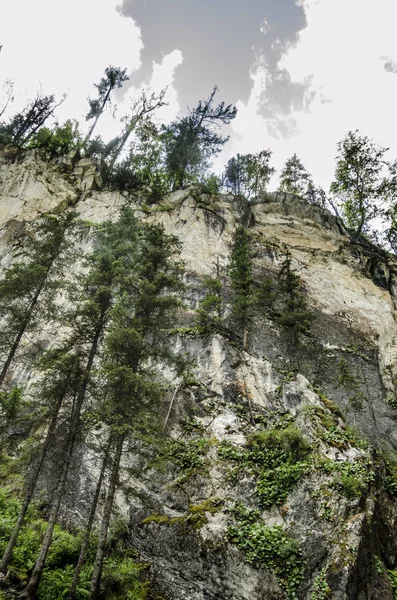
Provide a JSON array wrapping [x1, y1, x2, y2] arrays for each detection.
[[219, 426, 311, 509], [248, 425, 310, 461], [28, 120, 81, 158], [227, 510, 304, 599]]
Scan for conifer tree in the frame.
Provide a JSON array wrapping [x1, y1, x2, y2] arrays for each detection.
[[88, 221, 184, 599], [276, 251, 311, 366], [229, 227, 254, 350], [0, 212, 76, 388], [84, 66, 129, 145], [279, 153, 312, 197], [18, 208, 141, 599], [163, 86, 237, 190]]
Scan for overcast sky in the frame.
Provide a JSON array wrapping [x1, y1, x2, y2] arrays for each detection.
[[1, 0, 397, 190]]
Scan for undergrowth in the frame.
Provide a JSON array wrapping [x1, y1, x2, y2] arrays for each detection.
[[0, 486, 150, 599]]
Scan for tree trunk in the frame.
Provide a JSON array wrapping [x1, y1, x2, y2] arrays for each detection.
[[18, 424, 77, 600], [83, 89, 111, 146], [0, 392, 65, 574], [107, 121, 137, 172], [19, 314, 107, 600], [89, 435, 124, 600], [243, 328, 248, 351], [0, 283, 44, 388], [67, 441, 111, 600]]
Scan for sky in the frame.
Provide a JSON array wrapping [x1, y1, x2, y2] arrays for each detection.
[[1, 0, 397, 190]]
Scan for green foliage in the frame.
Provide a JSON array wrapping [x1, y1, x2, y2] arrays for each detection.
[[1, 93, 62, 146], [142, 499, 221, 530], [276, 252, 312, 337], [219, 425, 311, 509], [315, 455, 374, 499], [0, 386, 23, 424], [101, 558, 149, 600], [163, 438, 209, 472], [198, 277, 222, 327], [279, 153, 313, 197], [227, 504, 304, 599], [85, 66, 129, 143], [381, 454, 397, 496], [163, 86, 237, 190], [388, 569, 397, 600], [199, 173, 221, 195], [223, 150, 275, 199], [0, 211, 77, 384], [28, 120, 81, 157], [0, 487, 150, 599], [310, 568, 331, 599], [228, 227, 254, 332], [330, 130, 392, 238]]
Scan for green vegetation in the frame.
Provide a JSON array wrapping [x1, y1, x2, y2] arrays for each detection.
[[0, 211, 77, 388], [219, 425, 311, 509], [0, 488, 150, 599], [142, 499, 222, 530], [162, 86, 237, 190], [310, 568, 331, 599], [330, 130, 389, 238], [0, 207, 187, 599], [227, 502, 304, 599], [388, 569, 397, 600], [228, 226, 254, 349], [279, 153, 312, 197], [223, 150, 275, 199]]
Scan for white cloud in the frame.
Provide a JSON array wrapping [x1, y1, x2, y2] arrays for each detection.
[[230, 0, 397, 191]]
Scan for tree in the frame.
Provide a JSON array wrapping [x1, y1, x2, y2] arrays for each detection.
[[17, 208, 141, 598], [330, 130, 391, 237], [224, 150, 274, 199], [28, 120, 81, 158], [107, 89, 167, 171], [279, 153, 312, 197], [0, 79, 14, 120], [0, 212, 77, 388], [276, 251, 311, 367], [229, 227, 254, 350], [86, 221, 185, 599], [3, 93, 65, 146], [163, 86, 237, 190], [84, 66, 129, 145], [121, 117, 171, 202]]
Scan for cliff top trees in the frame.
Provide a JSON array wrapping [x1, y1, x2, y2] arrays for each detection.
[[84, 66, 129, 144], [224, 150, 274, 199], [163, 86, 237, 190], [330, 130, 392, 238], [279, 153, 312, 197], [0, 93, 65, 146]]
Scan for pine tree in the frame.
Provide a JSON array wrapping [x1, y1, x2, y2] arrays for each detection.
[[276, 251, 311, 367], [279, 154, 312, 197], [88, 221, 185, 599], [163, 86, 237, 190], [18, 208, 141, 598], [84, 66, 129, 145], [0, 212, 77, 388], [229, 227, 254, 350]]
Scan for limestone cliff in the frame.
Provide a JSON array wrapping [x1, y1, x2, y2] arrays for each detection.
[[2, 151, 397, 600]]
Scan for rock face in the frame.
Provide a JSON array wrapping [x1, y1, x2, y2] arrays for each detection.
[[2, 150, 397, 599]]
